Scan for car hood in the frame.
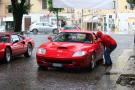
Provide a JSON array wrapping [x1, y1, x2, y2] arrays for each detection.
[[39, 42, 94, 58]]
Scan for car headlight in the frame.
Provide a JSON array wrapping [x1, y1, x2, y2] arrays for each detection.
[[37, 48, 46, 54], [73, 51, 87, 57]]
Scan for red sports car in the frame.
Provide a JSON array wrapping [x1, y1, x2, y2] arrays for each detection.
[[0, 32, 34, 63], [36, 30, 104, 70]]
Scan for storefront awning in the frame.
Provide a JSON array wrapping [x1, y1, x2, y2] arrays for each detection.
[[53, 0, 114, 9]]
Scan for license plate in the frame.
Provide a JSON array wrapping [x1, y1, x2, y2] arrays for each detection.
[[52, 63, 63, 67]]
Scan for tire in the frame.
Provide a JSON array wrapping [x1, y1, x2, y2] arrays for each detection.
[[89, 52, 96, 70], [53, 29, 58, 34], [32, 29, 38, 34], [4, 48, 12, 63], [24, 44, 33, 57]]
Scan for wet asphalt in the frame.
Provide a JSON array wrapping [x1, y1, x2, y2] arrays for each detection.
[[0, 33, 134, 90]]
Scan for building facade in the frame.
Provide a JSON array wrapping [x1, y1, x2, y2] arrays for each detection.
[[74, 0, 135, 32], [0, 0, 134, 32], [0, 0, 74, 31]]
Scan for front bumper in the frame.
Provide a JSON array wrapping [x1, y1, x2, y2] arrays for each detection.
[[36, 55, 90, 69]]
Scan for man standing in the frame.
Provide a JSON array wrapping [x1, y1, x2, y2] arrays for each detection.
[[96, 31, 117, 66], [61, 19, 66, 27]]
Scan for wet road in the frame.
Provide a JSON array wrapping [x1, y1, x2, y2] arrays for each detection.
[[0, 33, 134, 90]]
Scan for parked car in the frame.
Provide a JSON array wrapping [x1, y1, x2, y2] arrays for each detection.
[[36, 30, 104, 70], [29, 22, 58, 34], [58, 24, 81, 33], [0, 32, 35, 63], [0, 26, 6, 32]]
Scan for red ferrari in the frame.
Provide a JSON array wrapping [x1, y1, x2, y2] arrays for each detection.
[[36, 30, 104, 70], [0, 32, 34, 63]]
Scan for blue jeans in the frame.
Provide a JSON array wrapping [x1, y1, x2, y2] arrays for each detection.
[[104, 45, 117, 65]]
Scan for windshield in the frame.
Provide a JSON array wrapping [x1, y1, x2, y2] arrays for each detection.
[[53, 32, 93, 43], [0, 35, 10, 43]]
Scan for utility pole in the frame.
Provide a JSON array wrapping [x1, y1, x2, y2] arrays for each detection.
[[81, 9, 83, 29], [113, 0, 118, 32], [91, 10, 94, 31]]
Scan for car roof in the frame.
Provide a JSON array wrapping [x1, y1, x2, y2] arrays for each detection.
[[0, 32, 12, 36], [0, 32, 23, 36], [61, 30, 94, 34]]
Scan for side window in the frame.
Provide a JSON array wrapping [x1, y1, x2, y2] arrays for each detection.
[[37, 23, 43, 26], [11, 35, 20, 42], [44, 23, 49, 26], [18, 35, 25, 41], [73, 26, 77, 29], [43, 23, 46, 26], [0, 35, 10, 42], [84, 34, 93, 43]]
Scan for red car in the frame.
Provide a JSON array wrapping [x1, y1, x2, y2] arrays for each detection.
[[58, 24, 81, 33], [36, 30, 104, 70], [0, 32, 34, 63]]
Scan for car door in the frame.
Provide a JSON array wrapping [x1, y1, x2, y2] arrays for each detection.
[[43, 23, 51, 33], [18, 35, 27, 53], [92, 34, 104, 60], [11, 35, 25, 55], [36, 23, 44, 32]]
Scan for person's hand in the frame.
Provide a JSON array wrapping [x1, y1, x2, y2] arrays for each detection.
[[95, 38, 102, 44]]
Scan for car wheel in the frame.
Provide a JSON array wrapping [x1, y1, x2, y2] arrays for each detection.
[[53, 29, 58, 34], [24, 44, 33, 57], [33, 29, 38, 34], [4, 48, 12, 63], [90, 52, 96, 70]]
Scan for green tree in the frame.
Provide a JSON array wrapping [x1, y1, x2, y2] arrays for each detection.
[[127, 0, 135, 9], [127, 0, 135, 4], [11, 0, 31, 32], [48, 0, 64, 28]]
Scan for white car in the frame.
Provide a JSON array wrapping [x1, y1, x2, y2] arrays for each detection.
[[29, 22, 58, 34], [0, 26, 6, 32]]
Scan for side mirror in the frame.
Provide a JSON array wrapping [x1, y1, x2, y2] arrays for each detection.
[[48, 36, 53, 42]]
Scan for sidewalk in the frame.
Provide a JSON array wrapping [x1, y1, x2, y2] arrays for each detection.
[[95, 47, 135, 90], [104, 30, 135, 35]]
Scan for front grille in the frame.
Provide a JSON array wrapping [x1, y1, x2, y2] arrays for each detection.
[[45, 59, 72, 64]]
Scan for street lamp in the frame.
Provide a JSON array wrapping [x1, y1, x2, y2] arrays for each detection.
[[113, 0, 118, 32]]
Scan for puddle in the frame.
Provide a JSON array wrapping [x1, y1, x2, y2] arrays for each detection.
[[116, 74, 135, 87]]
